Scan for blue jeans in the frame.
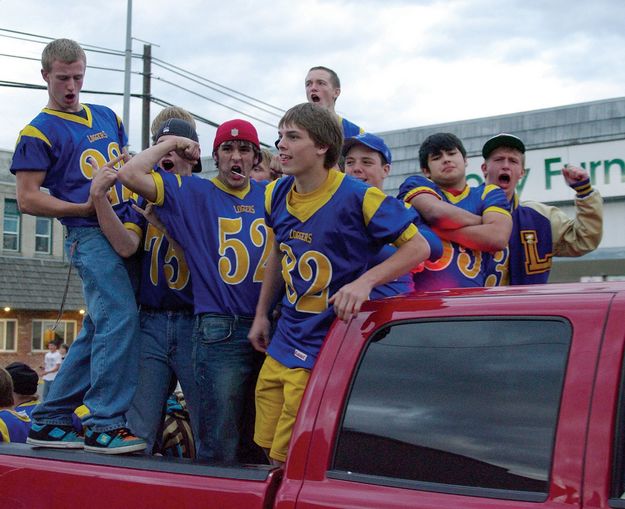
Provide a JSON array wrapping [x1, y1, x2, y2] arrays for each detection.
[[126, 308, 200, 455], [41, 379, 55, 401], [32, 227, 140, 432], [193, 313, 262, 464]]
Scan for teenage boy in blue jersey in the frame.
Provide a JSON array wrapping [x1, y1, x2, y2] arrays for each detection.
[[89, 113, 203, 456], [118, 119, 268, 464], [10, 38, 144, 454], [0, 367, 31, 443], [6, 363, 39, 419], [305, 66, 364, 138], [398, 132, 512, 290], [128, 112, 201, 456], [343, 132, 443, 297], [247, 103, 435, 465]]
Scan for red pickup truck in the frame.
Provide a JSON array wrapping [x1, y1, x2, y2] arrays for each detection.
[[2, 282, 625, 509]]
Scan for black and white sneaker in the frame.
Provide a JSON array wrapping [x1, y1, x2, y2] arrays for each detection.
[[84, 427, 146, 454], [27, 423, 84, 449]]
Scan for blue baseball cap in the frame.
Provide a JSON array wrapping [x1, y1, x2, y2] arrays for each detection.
[[342, 132, 392, 165]]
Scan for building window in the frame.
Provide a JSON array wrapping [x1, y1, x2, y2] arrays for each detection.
[[32, 320, 77, 352], [35, 217, 52, 254], [332, 318, 571, 499], [0, 320, 17, 352], [3, 199, 20, 252]]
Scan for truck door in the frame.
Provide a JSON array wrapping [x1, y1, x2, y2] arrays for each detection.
[[293, 293, 610, 509], [582, 291, 625, 508]]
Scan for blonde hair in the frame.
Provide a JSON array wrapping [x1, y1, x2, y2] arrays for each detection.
[[260, 148, 273, 168], [41, 39, 86, 72], [151, 106, 196, 141]]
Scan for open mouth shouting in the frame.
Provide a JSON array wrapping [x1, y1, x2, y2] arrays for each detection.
[[310, 93, 320, 103], [497, 173, 511, 185], [230, 165, 244, 179], [161, 159, 175, 172]]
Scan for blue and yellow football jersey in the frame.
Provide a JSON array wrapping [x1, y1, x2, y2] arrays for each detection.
[[126, 196, 194, 310], [338, 116, 364, 138], [368, 243, 414, 299], [368, 208, 444, 299], [265, 170, 419, 369], [0, 409, 31, 443], [14, 400, 38, 419], [152, 172, 270, 316], [398, 175, 510, 290], [10, 104, 133, 227]]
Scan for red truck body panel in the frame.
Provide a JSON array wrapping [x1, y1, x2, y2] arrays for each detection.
[[291, 284, 618, 508], [0, 452, 281, 509], [2, 282, 625, 508]]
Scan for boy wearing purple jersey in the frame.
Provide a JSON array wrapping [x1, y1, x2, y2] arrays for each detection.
[[10, 38, 143, 454], [90, 113, 203, 456], [398, 133, 512, 290], [0, 368, 31, 444], [118, 119, 268, 464], [247, 103, 433, 465], [343, 132, 443, 298], [305, 66, 364, 138]]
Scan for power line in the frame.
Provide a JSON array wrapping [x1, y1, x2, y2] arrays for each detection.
[[0, 28, 131, 57], [0, 80, 273, 148], [0, 33, 49, 46], [0, 27, 283, 116], [154, 76, 278, 128], [0, 53, 142, 75], [0, 46, 281, 119], [152, 56, 285, 114], [0, 28, 51, 43], [0, 28, 282, 132], [150, 97, 271, 148], [152, 60, 282, 118], [0, 80, 45, 91], [0, 80, 143, 98], [150, 96, 219, 128]]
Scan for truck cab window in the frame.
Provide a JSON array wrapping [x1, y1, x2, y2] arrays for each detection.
[[331, 318, 571, 499]]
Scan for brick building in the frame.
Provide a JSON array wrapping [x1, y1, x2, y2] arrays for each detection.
[[0, 152, 85, 370]]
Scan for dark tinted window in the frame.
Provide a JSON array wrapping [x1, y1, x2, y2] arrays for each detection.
[[333, 318, 571, 495]]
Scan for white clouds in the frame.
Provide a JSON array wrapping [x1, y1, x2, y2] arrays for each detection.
[[1, 0, 625, 151]]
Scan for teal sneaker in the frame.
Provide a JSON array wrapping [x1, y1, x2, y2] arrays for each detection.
[[27, 423, 84, 449], [84, 427, 146, 454]]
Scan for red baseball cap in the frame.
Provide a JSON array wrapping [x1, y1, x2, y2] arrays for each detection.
[[213, 119, 260, 152]]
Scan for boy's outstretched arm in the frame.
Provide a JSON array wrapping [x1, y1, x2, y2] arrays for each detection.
[[329, 230, 431, 322], [117, 136, 200, 202]]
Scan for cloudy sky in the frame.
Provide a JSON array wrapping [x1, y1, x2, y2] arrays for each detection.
[[1, 0, 625, 153]]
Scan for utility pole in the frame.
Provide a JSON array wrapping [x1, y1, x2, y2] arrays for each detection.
[[122, 0, 133, 133], [141, 44, 152, 150]]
